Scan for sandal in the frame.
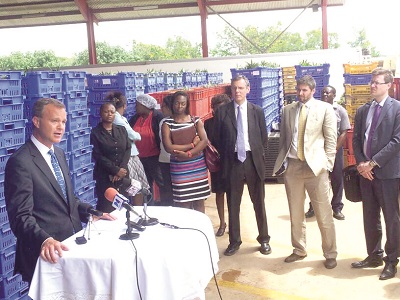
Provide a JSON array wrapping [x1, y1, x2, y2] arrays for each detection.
[[216, 223, 226, 237]]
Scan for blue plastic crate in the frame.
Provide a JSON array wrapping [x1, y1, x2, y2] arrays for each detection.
[[295, 64, 330, 77], [66, 110, 89, 131], [145, 85, 157, 94], [247, 85, 280, 100], [25, 71, 63, 94], [86, 72, 137, 90], [0, 272, 28, 299], [156, 84, 165, 92], [71, 163, 94, 191], [343, 73, 372, 85], [0, 205, 8, 227], [76, 181, 96, 203], [62, 71, 86, 92], [89, 115, 100, 127], [174, 74, 183, 85], [144, 74, 156, 86], [0, 120, 26, 148], [182, 72, 192, 83], [0, 72, 23, 97], [134, 73, 144, 87], [0, 103, 24, 124], [0, 224, 15, 253], [0, 147, 21, 175], [55, 138, 68, 153], [64, 90, 88, 112], [125, 100, 136, 117], [164, 73, 174, 85], [0, 95, 24, 106], [0, 244, 16, 277], [24, 93, 64, 120], [231, 67, 279, 80], [89, 102, 102, 117], [69, 145, 93, 172], [7, 285, 29, 300], [295, 74, 330, 87], [155, 72, 165, 84], [67, 127, 91, 152]]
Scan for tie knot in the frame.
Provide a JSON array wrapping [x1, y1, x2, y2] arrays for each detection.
[[48, 149, 55, 157]]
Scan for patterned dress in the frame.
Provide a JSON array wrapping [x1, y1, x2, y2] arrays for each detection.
[[164, 116, 210, 203]]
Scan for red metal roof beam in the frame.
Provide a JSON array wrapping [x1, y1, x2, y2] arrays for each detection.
[[74, 0, 98, 24]]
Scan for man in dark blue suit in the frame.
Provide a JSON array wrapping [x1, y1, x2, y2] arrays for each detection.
[[5, 98, 115, 284], [214, 75, 271, 256], [352, 68, 400, 280]]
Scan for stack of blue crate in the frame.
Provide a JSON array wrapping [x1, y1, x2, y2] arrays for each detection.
[[174, 73, 184, 89], [87, 72, 144, 127], [0, 71, 29, 299], [155, 72, 165, 92], [62, 71, 96, 208], [230, 67, 282, 133], [207, 72, 223, 85], [182, 72, 193, 88], [164, 73, 175, 91], [295, 63, 330, 100]]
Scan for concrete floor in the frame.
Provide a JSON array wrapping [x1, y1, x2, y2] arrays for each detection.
[[204, 180, 400, 300]]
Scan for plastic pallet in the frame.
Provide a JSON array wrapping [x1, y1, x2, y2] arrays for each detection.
[[62, 71, 86, 92], [24, 71, 63, 94]]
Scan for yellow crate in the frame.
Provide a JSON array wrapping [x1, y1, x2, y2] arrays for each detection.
[[284, 88, 297, 95], [346, 103, 364, 118], [282, 67, 296, 76], [345, 94, 371, 106], [282, 75, 296, 81], [344, 84, 371, 95], [343, 62, 379, 74], [284, 81, 297, 89]]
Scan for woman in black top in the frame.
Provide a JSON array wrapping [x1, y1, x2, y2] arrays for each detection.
[[91, 102, 131, 213]]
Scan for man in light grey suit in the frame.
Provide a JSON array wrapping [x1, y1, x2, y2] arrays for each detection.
[[273, 75, 338, 269], [351, 68, 400, 280]]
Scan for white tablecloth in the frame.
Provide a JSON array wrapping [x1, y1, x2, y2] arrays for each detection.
[[28, 206, 219, 300]]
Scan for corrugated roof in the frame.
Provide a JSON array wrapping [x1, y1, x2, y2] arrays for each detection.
[[0, 0, 344, 29]]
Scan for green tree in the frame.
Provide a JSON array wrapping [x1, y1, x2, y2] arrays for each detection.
[[347, 28, 380, 57], [131, 41, 168, 61], [71, 41, 132, 65], [164, 36, 201, 59], [210, 23, 340, 56], [0, 50, 64, 70]]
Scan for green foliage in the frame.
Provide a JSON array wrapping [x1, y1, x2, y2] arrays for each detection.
[[347, 28, 380, 57], [71, 41, 132, 65], [0, 50, 65, 71]]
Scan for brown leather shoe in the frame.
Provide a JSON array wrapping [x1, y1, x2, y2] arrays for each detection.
[[324, 258, 337, 269], [284, 253, 307, 263]]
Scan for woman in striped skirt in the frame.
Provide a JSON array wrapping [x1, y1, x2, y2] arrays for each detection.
[[161, 91, 210, 213]]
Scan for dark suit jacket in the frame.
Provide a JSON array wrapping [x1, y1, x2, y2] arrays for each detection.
[[353, 96, 400, 179], [4, 140, 87, 282], [214, 101, 267, 180]]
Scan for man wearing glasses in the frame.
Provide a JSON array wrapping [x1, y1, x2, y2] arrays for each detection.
[[352, 67, 400, 280]]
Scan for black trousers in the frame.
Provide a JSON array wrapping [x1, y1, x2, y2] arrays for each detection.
[[360, 176, 400, 264], [225, 152, 270, 245]]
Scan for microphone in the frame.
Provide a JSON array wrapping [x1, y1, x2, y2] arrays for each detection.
[[79, 203, 103, 217], [104, 187, 141, 218]]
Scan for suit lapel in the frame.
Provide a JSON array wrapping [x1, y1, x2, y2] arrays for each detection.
[[376, 97, 392, 128]]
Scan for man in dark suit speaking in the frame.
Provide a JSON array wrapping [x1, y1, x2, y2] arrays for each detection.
[[352, 68, 400, 280], [5, 98, 115, 284], [214, 75, 271, 256]]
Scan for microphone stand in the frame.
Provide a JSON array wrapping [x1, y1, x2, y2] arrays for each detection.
[[120, 210, 140, 240], [76, 213, 99, 244], [141, 189, 158, 226]]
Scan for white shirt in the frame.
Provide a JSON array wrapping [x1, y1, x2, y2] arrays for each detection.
[[113, 111, 141, 156], [235, 100, 251, 152], [31, 135, 64, 180]]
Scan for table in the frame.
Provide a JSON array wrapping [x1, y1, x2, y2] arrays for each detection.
[[28, 206, 219, 300]]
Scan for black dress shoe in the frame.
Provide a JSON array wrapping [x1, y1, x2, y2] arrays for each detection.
[[260, 242, 272, 255], [305, 208, 315, 218], [324, 258, 337, 269], [379, 263, 397, 280], [216, 223, 226, 237], [333, 211, 345, 220], [224, 243, 241, 256], [351, 256, 383, 268]]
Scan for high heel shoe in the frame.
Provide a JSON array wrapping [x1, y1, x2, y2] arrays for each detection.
[[216, 223, 226, 237]]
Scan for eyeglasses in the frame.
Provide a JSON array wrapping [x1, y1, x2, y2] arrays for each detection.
[[369, 81, 388, 86]]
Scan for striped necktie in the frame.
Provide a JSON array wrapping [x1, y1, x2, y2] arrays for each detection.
[[48, 149, 68, 200], [297, 104, 307, 161]]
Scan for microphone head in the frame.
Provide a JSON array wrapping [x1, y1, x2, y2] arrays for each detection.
[[104, 187, 118, 202]]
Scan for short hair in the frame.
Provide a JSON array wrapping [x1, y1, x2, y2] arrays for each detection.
[[231, 75, 250, 87], [105, 90, 127, 110], [297, 75, 316, 90], [172, 90, 191, 115], [162, 94, 173, 111], [33, 98, 65, 118], [100, 102, 115, 113], [211, 94, 231, 109], [324, 85, 336, 95], [371, 67, 394, 83]]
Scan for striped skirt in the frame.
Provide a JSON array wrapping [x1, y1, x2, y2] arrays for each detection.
[[170, 152, 210, 203]]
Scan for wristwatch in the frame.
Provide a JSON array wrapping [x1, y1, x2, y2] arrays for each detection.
[[369, 160, 378, 168]]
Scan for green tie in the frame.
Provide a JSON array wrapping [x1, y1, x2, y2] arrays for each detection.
[[297, 104, 307, 161]]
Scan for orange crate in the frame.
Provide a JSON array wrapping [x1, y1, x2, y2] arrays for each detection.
[[187, 88, 208, 101], [149, 91, 175, 105], [343, 62, 379, 74], [345, 94, 371, 106], [345, 84, 371, 95], [189, 97, 209, 118]]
